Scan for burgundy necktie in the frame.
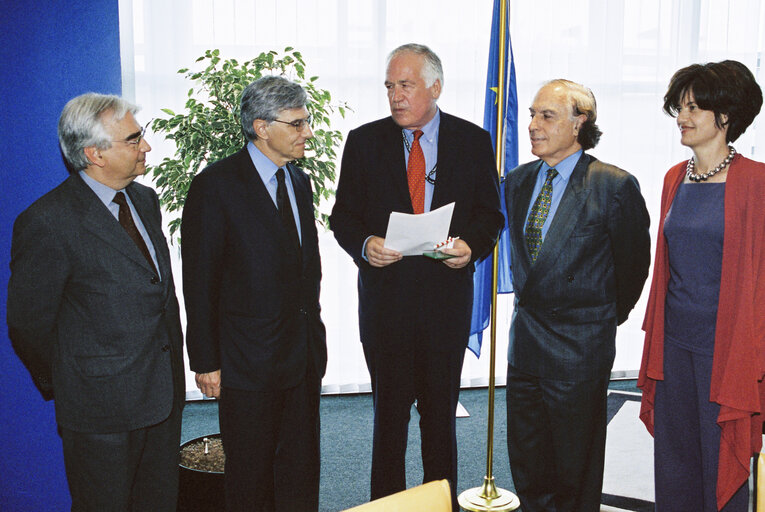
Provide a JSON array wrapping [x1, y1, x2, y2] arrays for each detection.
[[112, 191, 158, 275], [407, 130, 426, 214]]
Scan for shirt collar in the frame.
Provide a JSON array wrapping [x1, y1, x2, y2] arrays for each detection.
[[247, 141, 281, 183], [79, 170, 125, 208], [539, 149, 582, 182], [403, 108, 440, 144]]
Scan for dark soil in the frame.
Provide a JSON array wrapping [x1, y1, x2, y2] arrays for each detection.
[[180, 436, 225, 473]]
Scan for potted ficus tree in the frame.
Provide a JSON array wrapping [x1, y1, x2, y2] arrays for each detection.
[[147, 48, 347, 509], [149, 47, 347, 244]]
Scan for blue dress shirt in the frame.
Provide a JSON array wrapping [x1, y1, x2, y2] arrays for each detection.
[[247, 141, 302, 244], [79, 170, 160, 278], [524, 150, 582, 242]]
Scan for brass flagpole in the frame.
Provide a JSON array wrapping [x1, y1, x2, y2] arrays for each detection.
[[458, 0, 519, 510]]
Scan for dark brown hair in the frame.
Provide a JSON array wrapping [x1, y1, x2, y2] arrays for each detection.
[[663, 60, 762, 143]]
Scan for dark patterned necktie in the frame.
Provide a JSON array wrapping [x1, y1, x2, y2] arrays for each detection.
[[407, 130, 425, 214], [524, 168, 558, 263], [276, 168, 301, 252], [112, 191, 158, 275]]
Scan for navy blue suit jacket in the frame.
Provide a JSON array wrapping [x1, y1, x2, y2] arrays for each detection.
[[504, 153, 651, 380], [182, 147, 327, 391], [329, 112, 504, 353]]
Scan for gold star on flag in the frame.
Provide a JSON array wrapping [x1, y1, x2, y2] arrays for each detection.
[[490, 87, 499, 104]]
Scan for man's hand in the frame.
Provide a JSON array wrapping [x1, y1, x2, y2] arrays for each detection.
[[365, 236, 403, 268], [195, 370, 221, 399], [440, 238, 472, 269]]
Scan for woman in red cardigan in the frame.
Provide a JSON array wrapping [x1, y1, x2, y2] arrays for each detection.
[[638, 60, 765, 511]]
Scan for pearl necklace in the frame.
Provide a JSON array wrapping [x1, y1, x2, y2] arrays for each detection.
[[685, 146, 736, 182]]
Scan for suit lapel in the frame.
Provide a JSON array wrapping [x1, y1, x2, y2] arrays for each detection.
[[510, 161, 542, 290], [127, 184, 168, 279], [381, 118, 414, 213], [69, 175, 157, 274], [235, 148, 304, 267], [524, 153, 592, 289], [286, 162, 314, 267], [431, 114, 452, 210], [236, 147, 289, 241]]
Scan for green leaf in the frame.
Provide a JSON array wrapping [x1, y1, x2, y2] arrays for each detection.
[[149, 47, 349, 239]]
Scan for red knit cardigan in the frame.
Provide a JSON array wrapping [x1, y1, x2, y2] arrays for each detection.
[[638, 154, 765, 509]]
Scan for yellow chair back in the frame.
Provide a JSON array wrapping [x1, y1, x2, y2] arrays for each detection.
[[342, 480, 452, 512]]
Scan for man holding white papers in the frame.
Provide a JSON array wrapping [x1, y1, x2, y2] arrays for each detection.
[[329, 43, 503, 508]]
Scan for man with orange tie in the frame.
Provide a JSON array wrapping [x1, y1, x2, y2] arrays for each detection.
[[330, 43, 503, 508]]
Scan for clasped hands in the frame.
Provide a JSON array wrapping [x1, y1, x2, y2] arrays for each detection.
[[365, 235, 471, 269]]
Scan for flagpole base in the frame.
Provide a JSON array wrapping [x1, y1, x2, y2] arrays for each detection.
[[457, 476, 520, 511]]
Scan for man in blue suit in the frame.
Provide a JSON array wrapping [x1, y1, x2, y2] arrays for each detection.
[[503, 79, 651, 511], [330, 44, 504, 509], [182, 76, 327, 512], [8, 93, 185, 511]]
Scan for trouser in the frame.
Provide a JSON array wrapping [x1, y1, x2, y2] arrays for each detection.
[[506, 364, 609, 512], [219, 363, 321, 512], [654, 342, 748, 512], [61, 402, 182, 512], [363, 343, 465, 512]]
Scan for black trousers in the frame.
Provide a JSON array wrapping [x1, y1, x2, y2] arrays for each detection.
[[60, 402, 182, 512], [505, 364, 609, 512], [219, 363, 321, 512], [363, 343, 465, 511]]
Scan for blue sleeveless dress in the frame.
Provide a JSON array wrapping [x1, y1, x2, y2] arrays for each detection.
[[654, 182, 748, 511]]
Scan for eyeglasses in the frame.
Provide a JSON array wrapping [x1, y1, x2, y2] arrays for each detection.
[[111, 119, 152, 148], [271, 115, 312, 131]]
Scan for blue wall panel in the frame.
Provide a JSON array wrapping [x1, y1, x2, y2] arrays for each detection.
[[0, 1, 122, 509]]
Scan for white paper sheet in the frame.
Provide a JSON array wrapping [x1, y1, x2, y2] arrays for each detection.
[[383, 202, 455, 256]]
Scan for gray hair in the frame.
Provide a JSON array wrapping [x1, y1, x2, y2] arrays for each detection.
[[387, 43, 444, 88], [544, 79, 602, 150], [240, 76, 308, 140], [58, 93, 139, 172]]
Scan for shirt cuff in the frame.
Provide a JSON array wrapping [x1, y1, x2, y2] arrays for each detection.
[[361, 235, 374, 262]]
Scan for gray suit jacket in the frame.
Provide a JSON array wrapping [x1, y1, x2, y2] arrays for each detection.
[[7, 173, 184, 433], [504, 153, 650, 380]]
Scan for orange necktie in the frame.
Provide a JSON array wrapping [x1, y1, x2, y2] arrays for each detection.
[[407, 130, 425, 214]]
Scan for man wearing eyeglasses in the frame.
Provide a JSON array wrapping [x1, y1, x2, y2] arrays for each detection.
[[181, 76, 327, 512], [330, 43, 503, 510], [7, 93, 185, 510]]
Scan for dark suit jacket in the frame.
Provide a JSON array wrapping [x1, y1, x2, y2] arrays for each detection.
[[329, 112, 504, 352], [7, 174, 184, 433], [504, 153, 650, 380], [181, 147, 327, 391]]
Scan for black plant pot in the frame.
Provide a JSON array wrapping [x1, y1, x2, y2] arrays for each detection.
[[177, 434, 225, 512]]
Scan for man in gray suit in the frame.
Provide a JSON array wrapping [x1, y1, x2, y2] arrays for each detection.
[[503, 79, 650, 511], [7, 93, 185, 511]]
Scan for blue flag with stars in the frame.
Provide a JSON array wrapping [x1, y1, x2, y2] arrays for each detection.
[[468, 0, 518, 357]]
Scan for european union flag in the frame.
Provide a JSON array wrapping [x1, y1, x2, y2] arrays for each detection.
[[468, 0, 518, 358]]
